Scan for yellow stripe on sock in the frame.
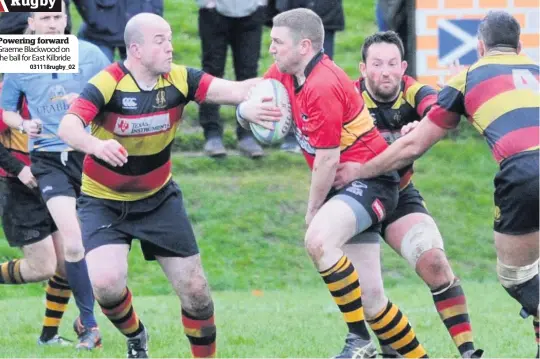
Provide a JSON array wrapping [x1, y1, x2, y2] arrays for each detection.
[[377, 315, 408, 341], [327, 271, 359, 292], [370, 304, 398, 331], [404, 344, 427, 358], [343, 308, 365, 323], [439, 304, 467, 320], [320, 256, 347, 277]]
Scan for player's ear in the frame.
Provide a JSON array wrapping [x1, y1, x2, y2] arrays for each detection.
[[401, 60, 408, 75], [359, 62, 367, 77], [517, 41, 522, 54], [477, 39, 486, 57], [27, 15, 35, 32]]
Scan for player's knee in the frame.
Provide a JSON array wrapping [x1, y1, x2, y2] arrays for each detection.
[[400, 220, 444, 269], [498, 258, 539, 317], [183, 276, 213, 317], [92, 273, 125, 302], [417, 249, 452, 281], [304, 229, 329, 262], [63, 240, 85, 262]]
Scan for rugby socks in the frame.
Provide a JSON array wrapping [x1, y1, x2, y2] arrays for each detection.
[[65, 259, 97, 328], [432, 279, 475, 355], [368, 301, 428, 358], [40, 273, 72, 341], [100, 287, 145, 338], [0, 259, 25, 284], [320, 255, 371, 340], [182, 308, 216, 358]]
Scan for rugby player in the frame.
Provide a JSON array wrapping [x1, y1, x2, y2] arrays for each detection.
[[1, 1, 111, 349], [335, 11, 539, 358], [0, 82, 74, 346], [338, 31, 482, 358], [58, 12, 278, 359], [238, 8, 428, 358]]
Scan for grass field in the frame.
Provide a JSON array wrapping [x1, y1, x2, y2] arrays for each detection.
[[1, 0, 536, 358]]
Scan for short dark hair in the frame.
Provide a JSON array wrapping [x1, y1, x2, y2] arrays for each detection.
[[478, 11, 520, 50], [361, 31, 405, 63]]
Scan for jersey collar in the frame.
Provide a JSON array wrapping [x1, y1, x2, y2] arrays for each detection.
[[294, 50, 325, 91]]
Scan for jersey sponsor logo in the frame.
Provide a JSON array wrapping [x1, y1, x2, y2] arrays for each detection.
[[122, 97, 137, 110], [113, 113, 171, 136], [48, 84, 66, 101], [371, 198, 385, 222]]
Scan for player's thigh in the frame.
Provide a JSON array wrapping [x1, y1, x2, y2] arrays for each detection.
[[311, 177, 399, 249], [130, 181, 200, 262], [2, 179, 57, 248]]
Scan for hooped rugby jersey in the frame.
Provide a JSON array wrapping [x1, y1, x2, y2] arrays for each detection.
[[0, 81, 30, 178], [264, 51, 388, 170], [68, 62, 214, 201], [428, 54, 539, 164], [354, 75, 437, 188]]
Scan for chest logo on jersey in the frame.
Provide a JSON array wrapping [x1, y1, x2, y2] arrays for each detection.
[[35, 85, 69, 115], [122, 97, 137, 110], [154, 90, 167, 109], [48, 84, 66, 101], [114, 113, 171, 136]]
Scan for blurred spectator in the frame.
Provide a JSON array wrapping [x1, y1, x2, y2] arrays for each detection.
[[0, 0, 73, 35], [265, 0, 344, 152], [376, 0, 415, 76], [73, 0, 164, 61], [197, 0, 267, 159]]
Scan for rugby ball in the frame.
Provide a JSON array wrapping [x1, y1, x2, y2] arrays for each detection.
[[237, 79, 293, 145]]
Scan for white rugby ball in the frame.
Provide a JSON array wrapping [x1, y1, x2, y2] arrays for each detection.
[[237, 79, 293, 145]]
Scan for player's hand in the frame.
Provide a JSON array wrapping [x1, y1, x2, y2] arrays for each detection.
[[333, 162, 364, 189], [17, 166, 37, 189], [22, 119, 43, 138], [401, 121, 420, 136], [438, 60, 466, 88], [238, 98, 281, 130], [59, 92, 79, 106], [92, 139, 128, 167]]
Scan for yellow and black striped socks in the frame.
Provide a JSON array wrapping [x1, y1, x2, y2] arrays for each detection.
[[100, 287, 145, 338], [0, 259, 25, 284], [182, 309, 216, 358], [432, 280, 475, 355], [320, 255, 370, 340], [40, 273, 72, 341], [368, 301, 428, 358]]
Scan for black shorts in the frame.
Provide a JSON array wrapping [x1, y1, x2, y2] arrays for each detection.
[[30, 151, 84, 203], [1, 177, 57, 247], [325, 173, 400, 244], [381, 182, 430, 233], [494, 151, 539, 235], [78, 180, 199, 261]]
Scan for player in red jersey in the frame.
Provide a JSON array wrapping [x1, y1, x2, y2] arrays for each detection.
[[238, 8, 428, 358], [335, 11, 539, 358]]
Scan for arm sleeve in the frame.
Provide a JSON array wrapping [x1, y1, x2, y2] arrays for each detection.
[[427, 70, 468, 129], [186, 67, 214, 103], [1, 75, 24, 113]]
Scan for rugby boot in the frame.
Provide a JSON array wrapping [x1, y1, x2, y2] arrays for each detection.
[[73, 317, 102, 350], [379, 344, 402, 358], [463, 349, 484, 358], [37, 334, 73, 346], [127, 327, 149, 358], [333, 333, 377, 359], [237, 136, 264, 158]]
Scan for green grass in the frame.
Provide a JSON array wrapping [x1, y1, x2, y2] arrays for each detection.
[[0, 282, 534, 358]]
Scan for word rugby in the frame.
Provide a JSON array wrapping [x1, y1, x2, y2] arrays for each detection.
[[0, 0, 60, 12]]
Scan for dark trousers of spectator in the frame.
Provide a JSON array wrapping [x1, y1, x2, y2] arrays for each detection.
[[78, 23, 127, 61], [198, 7, 264, 140], [323, 30, 335, 59]]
